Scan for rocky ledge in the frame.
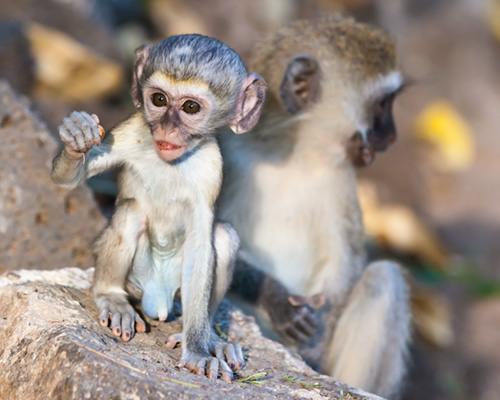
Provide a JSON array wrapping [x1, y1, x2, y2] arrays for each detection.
[[0, 268, 383, 400]]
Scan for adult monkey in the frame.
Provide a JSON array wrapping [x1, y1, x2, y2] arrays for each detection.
[[218, 16, 410, 398], [51, 34, 267, 382]]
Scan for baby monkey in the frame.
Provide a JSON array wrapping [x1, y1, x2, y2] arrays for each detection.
[[51, 34, 267, 381]]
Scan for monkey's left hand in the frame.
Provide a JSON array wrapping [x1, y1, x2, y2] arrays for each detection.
[[95, 293, 146, 342], [265, 287, 325, 345], [165, 331, 244, 381]]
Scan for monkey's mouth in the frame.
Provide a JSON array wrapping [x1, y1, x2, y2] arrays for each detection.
[[154, 140, 186, 162], [155, 140, 182, 151]]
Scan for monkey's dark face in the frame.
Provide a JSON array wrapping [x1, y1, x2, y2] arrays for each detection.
[[143, 73, 219, 162], [345, 71, 403, 167]]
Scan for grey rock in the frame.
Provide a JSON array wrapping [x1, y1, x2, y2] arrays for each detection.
[[0, 268, 384, 400], [0, 80, 107, 273]]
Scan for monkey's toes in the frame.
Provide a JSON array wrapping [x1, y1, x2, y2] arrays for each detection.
[[214, 341, 244, 371], [177, 353, 233, 382], [165, 333, 182, 349], [98, 308, 110, 327], [135, 314, 146, 333]]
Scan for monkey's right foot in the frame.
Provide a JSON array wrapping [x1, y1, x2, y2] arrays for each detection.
[[212, 338, 245, 371], [165, 333, 182, 349], [177, 350, 234, 382], [165, 332, 245, 371], [95, 294, 146, 342]]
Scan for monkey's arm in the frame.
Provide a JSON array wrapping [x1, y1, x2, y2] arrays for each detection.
[[231, 259, 321, 344], [51, 111, 122, 189]]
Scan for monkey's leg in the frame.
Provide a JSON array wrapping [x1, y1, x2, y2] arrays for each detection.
[[208, 223, 245, 373], [166, 223, 242, 380], [93, 199, 147, 342], [323, 260, 410, 399], [209, 223, 239, 317], [230, 259, 322, 345]]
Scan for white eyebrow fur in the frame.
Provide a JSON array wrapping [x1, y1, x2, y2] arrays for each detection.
[[347, 71, 403, 141], [364, 70, 403, 100]]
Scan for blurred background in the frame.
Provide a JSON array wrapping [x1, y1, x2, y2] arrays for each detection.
[[1, 0, 499, 399]]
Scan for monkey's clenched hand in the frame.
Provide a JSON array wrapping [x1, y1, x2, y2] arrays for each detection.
[[95, 293, 146, 342], [58, 111, 103, 160], [270, 291, 325, 345]]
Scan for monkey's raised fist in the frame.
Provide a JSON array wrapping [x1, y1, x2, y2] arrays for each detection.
[[58, 111, 102, 160]]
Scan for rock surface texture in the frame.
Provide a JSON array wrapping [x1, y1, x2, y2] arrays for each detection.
[[0, 80, 107, 273], [0, 268, 384, 400]]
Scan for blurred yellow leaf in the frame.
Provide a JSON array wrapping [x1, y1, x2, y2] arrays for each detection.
[[414, 100, 475, 172], [487, 0, 500, 43], [411, 282, 454, 348], [358, 180, 450, 271], [27, 24, 124, 102]]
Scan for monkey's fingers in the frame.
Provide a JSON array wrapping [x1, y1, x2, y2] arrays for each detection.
[[121, 313, 134, 342], [135, 314, 146, 333], [69, 111, 97, 150], [165, 333, 182, 349], [90, 114, 106, 143], [310, 293, 326, 309], [60, 118, 86, 152], [294, 313, 317, 338], [75, 111, 99, 148], [288, 294, 311, 307], [111, 312, 123, 337], [288, 293, 325, 309], [98, 307, 110, 327], [303, 311, 318, 330], [284, 325, 310, 344]]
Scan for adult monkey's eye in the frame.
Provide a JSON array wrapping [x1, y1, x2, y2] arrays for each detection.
[[182, 100, 201, 114], [152, 93, 167, 107]]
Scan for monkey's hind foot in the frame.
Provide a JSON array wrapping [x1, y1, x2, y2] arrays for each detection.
[[211, 335, 245, 371], [165, 333, 182, 349], [166, 331, 245, 373], [177, 350, 234, 382], [95, 294, 146, 342]]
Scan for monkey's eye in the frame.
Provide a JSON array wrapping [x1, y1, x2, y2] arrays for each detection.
[[152, 93, 167, 107], [182, 100, 201, 114]]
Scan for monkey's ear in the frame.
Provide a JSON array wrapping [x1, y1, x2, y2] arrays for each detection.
[[131, 44, 152, 108], [229, 73, 267, 134], [280, 55, 321, 114]]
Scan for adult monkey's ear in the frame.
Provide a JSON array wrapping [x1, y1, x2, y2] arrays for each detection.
[[280, 54, 321, 114], [131, 44, 152, 109], [229, 73, 268, 134]]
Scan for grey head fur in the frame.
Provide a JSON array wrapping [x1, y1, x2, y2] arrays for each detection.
[[142, 35, 248, 118]]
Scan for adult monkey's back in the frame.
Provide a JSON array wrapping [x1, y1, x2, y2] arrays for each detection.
[[217, 16, 410, 398]]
